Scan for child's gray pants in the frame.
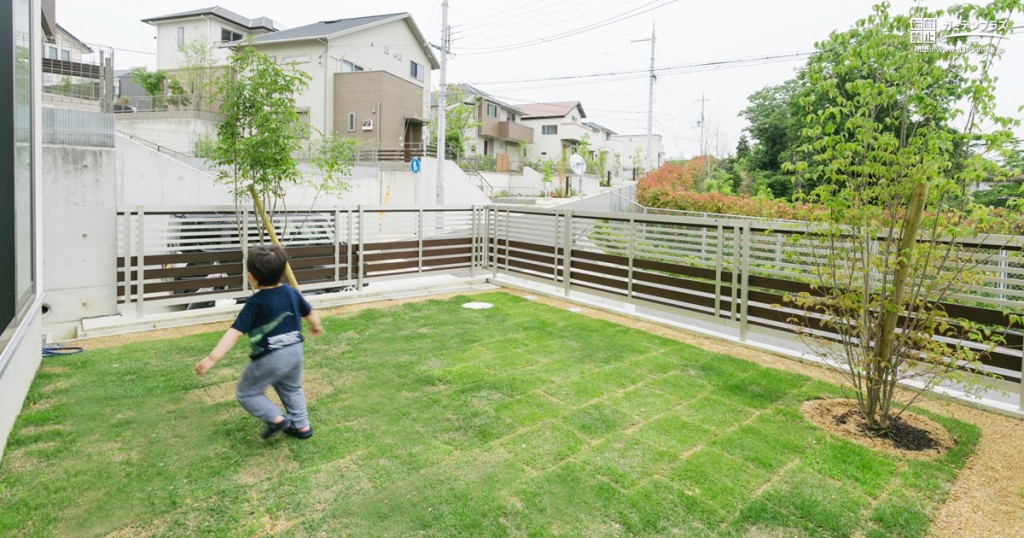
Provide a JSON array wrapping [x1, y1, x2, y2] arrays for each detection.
[[236, 344, 310, 429]]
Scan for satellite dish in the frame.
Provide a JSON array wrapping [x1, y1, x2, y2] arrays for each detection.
[[569, 154, 585, 175]]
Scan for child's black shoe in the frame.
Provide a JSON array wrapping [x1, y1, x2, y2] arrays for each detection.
[[284, 424, 313, 439], [260, 416, 289, 439]]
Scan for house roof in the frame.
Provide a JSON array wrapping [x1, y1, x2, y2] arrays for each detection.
[[454, 83, 527, 115], [53, 23, 93, 53], [142, 6, 279, 32], [584, 121, 617, 135], [249, 13, 440, 69], [518, 101, 586, 120]]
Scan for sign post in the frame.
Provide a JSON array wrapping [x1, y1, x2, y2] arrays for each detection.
[[569, 153, 585, 197]]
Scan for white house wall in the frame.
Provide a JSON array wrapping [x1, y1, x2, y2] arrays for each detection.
[[155, 17, 254, 70], [256, 20, 434, 138], [612, 134, 665, 176]]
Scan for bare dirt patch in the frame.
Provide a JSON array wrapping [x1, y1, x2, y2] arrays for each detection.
[[74, 290, 496, 351], [801, 399, 954, 459], [189, 373, 349, 405]]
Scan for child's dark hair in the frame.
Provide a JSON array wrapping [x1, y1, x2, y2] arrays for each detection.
[[247, 245, 288, 286]]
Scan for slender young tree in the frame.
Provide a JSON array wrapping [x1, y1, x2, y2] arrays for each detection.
[[786, 1, 1022, 434], [176, 35, 217, 111], [207, 43, 355, 288]]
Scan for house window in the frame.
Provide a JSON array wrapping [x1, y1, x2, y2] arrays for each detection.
[[280, 54, 310, 64], [340, 60, 364, 72], [542, 125, 558, 135], [177, 26, 184, 48], [486, 103, 497, 118], [605, 133, 611, 141], [507, 113, 516, 122], [409, 61, 424, 81], [3, 0, 36, 334], [347, 113, 356, 132], [220, 28, 243, 42], [60, 49, 69, 61], [46, 45, 56, 59]]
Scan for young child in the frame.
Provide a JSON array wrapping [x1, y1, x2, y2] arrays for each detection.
[[194, 245, 322, 440]]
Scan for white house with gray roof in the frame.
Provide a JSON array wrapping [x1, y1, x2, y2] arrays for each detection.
[[143, 8, 438, 158], [143, 6, 279, 70], [247, 13, 438, 153]]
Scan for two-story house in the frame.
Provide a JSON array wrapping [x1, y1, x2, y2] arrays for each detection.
[[142, 9, 438, 159], [612, 133, 666, 180], [42, 23, 91, 62], [453, 84, 533, 173], [582, 121, 621, 184], [518, 101, 591, 165], [247, 13, 438, 155], [142, 6, 279, 71]]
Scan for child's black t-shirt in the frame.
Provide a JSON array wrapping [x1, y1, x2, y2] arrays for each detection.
[[231, 285, 312, 359]]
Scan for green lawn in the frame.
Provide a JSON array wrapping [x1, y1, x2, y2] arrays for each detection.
[[0, 292, 978, 537]]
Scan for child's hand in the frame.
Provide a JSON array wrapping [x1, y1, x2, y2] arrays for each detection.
[[194, 356, 216, 376], [310, 324, 323, 337]]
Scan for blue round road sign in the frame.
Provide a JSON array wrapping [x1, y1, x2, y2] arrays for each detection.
[[410, 157, 421, 174]]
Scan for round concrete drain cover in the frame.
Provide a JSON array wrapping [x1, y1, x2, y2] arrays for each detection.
[[462, 302, 494, 310]]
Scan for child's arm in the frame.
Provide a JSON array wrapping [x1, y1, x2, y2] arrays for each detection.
[[304, 310, 323, 336], [194, 328, 244, 376]]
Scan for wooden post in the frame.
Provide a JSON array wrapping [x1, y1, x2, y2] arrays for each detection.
[[247, 185, 299, 288]]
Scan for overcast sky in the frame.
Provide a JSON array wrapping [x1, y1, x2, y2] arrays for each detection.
[[57, 0, 1024, 159]]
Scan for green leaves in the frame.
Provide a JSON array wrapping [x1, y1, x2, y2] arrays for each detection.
[[207, 42, 312, 200], [784, 0, 1024, 432]]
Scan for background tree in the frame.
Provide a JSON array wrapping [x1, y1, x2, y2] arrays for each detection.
[[175, 35, 217, 110], [206, 43, 354, 288], [429, 86, 479, 160], [787, 1, 1022, 434], [129, 66, 168, 109]]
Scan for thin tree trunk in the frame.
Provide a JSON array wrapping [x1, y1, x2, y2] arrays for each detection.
[[248, 185, 300, 288], [869, 180, 928, 432]]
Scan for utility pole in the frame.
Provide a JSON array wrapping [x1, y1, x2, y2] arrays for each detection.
[[434, 0, 450, 205], [696, 93, 709, 185], [631, 24, 656, 175]]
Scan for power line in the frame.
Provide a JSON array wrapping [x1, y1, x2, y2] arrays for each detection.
[[457, 0, 679, 55], [467, 50, 814, 85], [451, 0, 594, 42]]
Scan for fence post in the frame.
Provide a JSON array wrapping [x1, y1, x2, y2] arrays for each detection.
[[562, 210, 573, 296], [333, 209, 341, 284], [242, 209, 249, 293], [346, 210, 354, 282], [123, 211, 131, 305], [998, 250, 1008, 302], [357, 206, 365, 289], [739, 221, 751, 341], [418, 209, 425, 273], [504, 208, 511, 273], [487, 207, 497, 278], [627, 217, 636, 299], [714, 225, 724, 319], [730, 227, 740, 321], [469, 206, 477, 277], [135, 205, 145, 318], [776, 233, 783, 267]]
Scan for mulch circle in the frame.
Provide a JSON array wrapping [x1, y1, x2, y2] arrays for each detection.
[[802, 398, 954, 459]]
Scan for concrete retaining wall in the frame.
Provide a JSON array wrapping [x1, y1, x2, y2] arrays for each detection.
[[41, 145, 119, 338]]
